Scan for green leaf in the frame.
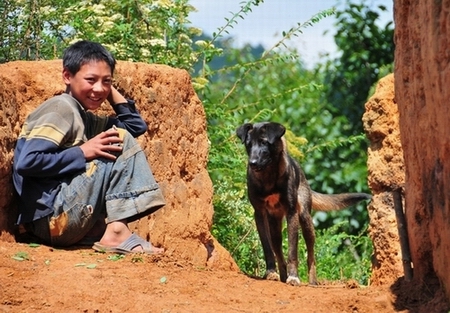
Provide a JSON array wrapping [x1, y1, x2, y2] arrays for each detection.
[[74, 263, 87, 267], [12, 252, 29, 261], [107, 254, 125, 261]]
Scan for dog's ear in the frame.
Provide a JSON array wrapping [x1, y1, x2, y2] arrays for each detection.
[[236, 123, 253, 143], [265, 122, 286, 144]]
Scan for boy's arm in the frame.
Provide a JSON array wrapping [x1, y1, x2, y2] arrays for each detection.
[[16, 128, 123, 177], [107, 86, 127, 105], [106, 86, 148, 137], [15, 94, 124, 178], [14, 138, 86, 177], [14, 107, 86, 177]]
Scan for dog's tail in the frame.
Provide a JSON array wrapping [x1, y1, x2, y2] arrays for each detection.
[[311, 191, 371, 211]]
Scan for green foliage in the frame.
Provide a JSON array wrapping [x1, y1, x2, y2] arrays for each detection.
[[194, 1, 393, 284], [197, 2, 373, 284], [0, 0, 49, 61], [319, 0, 394, 133], [0, 0, 201, 70], [285, 129, 308, 161], [193, 6, 335, 90], [211, 179, 265, 276], [310, 223, 373, 285], [306, 0, 393, 233]]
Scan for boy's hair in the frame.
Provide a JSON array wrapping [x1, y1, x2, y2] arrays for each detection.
[[62, 40, 116, 75]]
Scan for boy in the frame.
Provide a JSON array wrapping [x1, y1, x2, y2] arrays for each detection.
[[13, 40, 165, 254]]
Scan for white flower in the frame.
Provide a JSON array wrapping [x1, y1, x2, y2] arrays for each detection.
[[141, 48, 151, 57], [102, 21, 115, 30], [92, 4, 106, 14], [148, 39, 166, 47]]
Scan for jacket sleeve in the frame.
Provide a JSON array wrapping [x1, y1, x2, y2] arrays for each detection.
[[106, 99, 148, 137], [14, 138, 85, 177]]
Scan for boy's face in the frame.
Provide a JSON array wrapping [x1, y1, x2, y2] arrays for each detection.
[[63, 60, 112, 111]]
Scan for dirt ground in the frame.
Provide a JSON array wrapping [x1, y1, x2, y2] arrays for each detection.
[[1, 241, 449, 313]]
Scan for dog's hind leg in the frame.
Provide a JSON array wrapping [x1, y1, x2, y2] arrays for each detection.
[[267, 214, 287, 282], [299, 209, 318, 285], [254, 210, 280, 281], [285, 209, 301, 286]]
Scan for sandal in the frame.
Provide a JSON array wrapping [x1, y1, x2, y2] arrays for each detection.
[[92, 233, 163, 255]]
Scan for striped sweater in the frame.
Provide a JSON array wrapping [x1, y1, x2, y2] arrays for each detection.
[[13, 93, 147, 224]]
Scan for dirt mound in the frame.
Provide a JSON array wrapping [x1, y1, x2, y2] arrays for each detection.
[[0, 60, 236, 271]]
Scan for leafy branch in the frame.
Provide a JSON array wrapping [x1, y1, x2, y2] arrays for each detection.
[[210, 0, 264, 44], [220, 9, 335, 104], [196, 0, 264, 81], [306, 133, 366, 154], [263, 8, 335, 55], [227, 84, 320, 113]]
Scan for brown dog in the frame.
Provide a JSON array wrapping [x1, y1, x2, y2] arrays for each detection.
[[236, 122, 371, 286]]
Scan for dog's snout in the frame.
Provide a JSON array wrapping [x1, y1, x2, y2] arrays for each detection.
[[248, 151, 270, 171]]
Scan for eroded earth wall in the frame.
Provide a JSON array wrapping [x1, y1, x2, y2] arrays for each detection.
[[0, 60, 238, 271], [363, 74, 405, 286], [395, 0, 450, 299]]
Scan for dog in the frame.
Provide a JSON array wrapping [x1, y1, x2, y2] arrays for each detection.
[[236, 122, 371, 286]]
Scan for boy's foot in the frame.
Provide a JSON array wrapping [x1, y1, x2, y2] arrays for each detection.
[[93, 233, 164, 254]]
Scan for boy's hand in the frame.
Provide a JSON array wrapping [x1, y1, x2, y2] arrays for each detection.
[[107, 86, 127, 106], [80, 127, 123, 161]]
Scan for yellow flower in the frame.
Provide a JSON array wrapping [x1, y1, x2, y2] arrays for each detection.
[[155, 0, 173, 9]]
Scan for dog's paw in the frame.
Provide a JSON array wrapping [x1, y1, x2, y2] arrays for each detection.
[[265, 271, 280, 281], [286, 276, 301, 286], [308, 279, 318, 286]]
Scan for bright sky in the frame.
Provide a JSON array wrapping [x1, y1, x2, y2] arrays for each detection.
[[188, 0, 394, 68]]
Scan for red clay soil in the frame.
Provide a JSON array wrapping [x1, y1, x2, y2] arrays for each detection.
[[1, 241, 449, 313]]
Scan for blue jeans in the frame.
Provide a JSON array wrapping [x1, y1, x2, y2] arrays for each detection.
[[32, 128, 165, 247]]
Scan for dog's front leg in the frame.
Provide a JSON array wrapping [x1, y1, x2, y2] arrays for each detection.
[[254, 210, 279, 281], [286, 210, 301, 286]]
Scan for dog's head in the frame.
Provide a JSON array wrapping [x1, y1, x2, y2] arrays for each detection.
[[236, 122, 286, 171]]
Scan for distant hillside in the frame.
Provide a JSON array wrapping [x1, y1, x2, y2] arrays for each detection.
[[192, 34, 265, 81]]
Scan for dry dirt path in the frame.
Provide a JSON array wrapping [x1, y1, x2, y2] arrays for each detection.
[[0, 241, 442, 313]]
